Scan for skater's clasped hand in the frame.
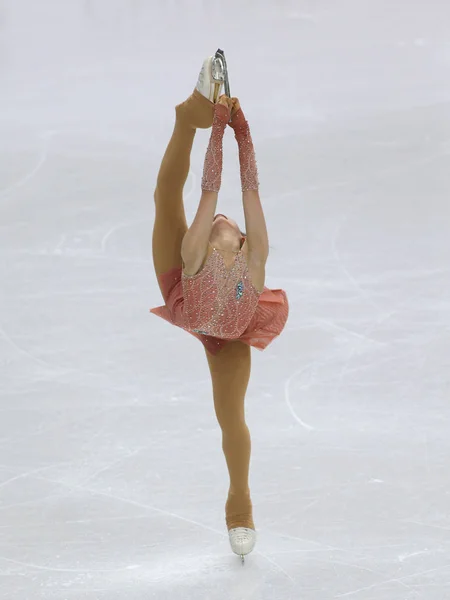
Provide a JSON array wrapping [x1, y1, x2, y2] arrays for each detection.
[[230, 97, 240, 117], [229, 97, 246, 130], [218, 95, 233, 109], [214, 95, 232, 124], [215, 95, 245, 129]]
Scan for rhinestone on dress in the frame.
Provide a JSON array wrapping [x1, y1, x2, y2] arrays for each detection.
[[182, 248, 260, 339]]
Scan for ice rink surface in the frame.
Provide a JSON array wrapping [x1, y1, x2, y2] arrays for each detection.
[[1, 1, 450, 598]]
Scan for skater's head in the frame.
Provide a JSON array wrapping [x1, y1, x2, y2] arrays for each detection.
[[210, 214, 244, 252]]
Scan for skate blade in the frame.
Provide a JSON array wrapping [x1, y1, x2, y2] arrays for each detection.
[[241, 554, 245, 566], [213, 81, 222, 103], [215, 48, 230, 98], [212, 50, 230, 102]]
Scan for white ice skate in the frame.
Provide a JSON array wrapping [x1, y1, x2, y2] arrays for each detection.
[[228, 527, 256, 565], [196, 49, 230, 104]]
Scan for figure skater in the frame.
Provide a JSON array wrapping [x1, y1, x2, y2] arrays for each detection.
[[150, 52, 289, 562]]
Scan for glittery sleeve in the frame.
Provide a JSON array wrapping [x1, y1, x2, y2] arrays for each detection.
[[229, 108, 259, 192], [201, 103, 230, 192]]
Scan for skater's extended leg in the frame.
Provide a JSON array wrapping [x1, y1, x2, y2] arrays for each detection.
[[205, 341, 255, 530], [152, 89, 214, 279]]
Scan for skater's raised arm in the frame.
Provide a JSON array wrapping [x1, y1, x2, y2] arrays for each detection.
[[230, 100, 269, 266], [181, 99, 231, 275]]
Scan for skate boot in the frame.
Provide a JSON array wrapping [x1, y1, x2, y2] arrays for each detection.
[[196, 49, 230, 103], [226, 490, 256, 564], [228, 527, 257, 565]]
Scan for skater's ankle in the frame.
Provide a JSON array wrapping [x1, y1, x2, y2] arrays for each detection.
[[175, 105, 197, 131], [228, 487, 251, 499], [226, 511, 255, 531], [175, 91, 214, 130], [226, 488, 254, 530]]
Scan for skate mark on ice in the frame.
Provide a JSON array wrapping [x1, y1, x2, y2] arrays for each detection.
[[83, 487, 224, 537], [331, 214, 382, 312], [0, 324, 75, 375], [0, 322, 137, 385], [0, 555, 139, 574], [101, 222, 129, 252], [398, 550, 432, 563], [0, 403, 128, 452], [331, 557, 422, 600], [0, 462, 69, 493], [3, 472, 224, 540], [284, 363, 318, 431], [285, 320, 384, 348], [314, 556, 421, 598], [329, 226, 444, 410], [405, 520, 450, 533], [77, 447, 146, 487], [52, 233, 67, 254], [326, 146, 450, 324], [0, 514, 149, 529], [0, 130, 55, 204], [62, 514, 150, 525], [101, 218, 151, 253], [333, 562, 450, 598], [256, 549, 296, 583], [330, 309, 397, 417], [34, 475, 225, 538], [316, 319, 384, 346], [271, 531, 410, 558], [265, 145, 450, 213]]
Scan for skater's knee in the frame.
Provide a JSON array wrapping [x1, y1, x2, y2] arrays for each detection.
[[223, 421, 249, 440], [154, 182, 181, 205], [216, 409, 247, 434], [153, 187, 162, 206], [176, 96, 213, 130], [155, 173, 175, 196]]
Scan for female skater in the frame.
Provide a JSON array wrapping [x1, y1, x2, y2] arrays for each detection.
[[150, 54, 289, 561]]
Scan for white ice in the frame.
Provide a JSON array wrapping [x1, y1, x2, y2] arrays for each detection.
[[1, 1, 450, 598]]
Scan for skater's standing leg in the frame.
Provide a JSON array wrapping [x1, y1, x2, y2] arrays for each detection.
[[152, 89, 214, 280], [205, 341, 255, 531]]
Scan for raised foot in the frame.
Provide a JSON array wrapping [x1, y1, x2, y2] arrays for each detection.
[[196, 54, 224, 104]]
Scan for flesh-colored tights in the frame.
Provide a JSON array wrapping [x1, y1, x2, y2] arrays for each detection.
[[152, 90, 254, 530]]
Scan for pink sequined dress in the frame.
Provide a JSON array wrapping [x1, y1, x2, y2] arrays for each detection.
[[182, 244, 261, 339], [151, 101, 289, 354], [150, 243, 289, 355]]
